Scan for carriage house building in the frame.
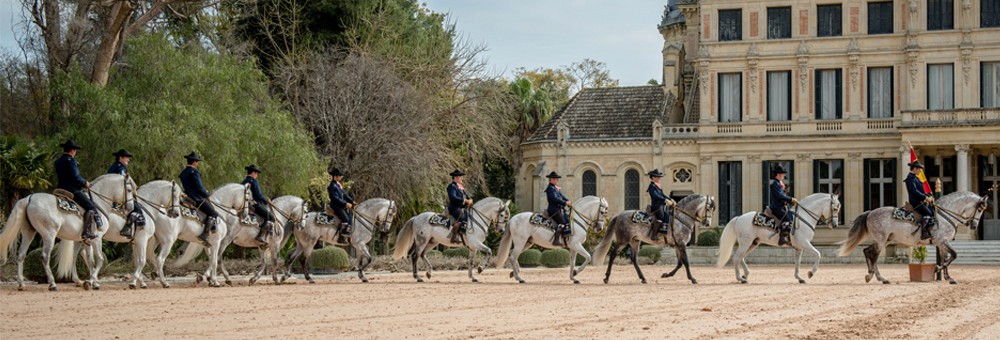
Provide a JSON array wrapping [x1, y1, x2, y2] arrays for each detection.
[[518, 0, 1000, 244]]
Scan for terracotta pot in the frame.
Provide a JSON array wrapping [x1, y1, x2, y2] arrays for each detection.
[[909, 263, 935, 282]]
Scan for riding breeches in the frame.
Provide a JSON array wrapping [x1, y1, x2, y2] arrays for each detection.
[[771, 206, 791, 224], [252, 203, 275, 223], [448, 207, 467, 224], [653, 206, 671, 224], [195, 199, 220, 219], [70, 190, 96, 212], [550, 209, 568, 225], [330, 206, 351, 225], [913, 203, 934, 218]]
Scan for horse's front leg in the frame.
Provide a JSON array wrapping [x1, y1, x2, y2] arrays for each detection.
[[249, 247, 268, 285], [677, 244, 697, 284], [467, 248, 479, 283], [88, 241, 105, 290], [71, 242, 83, 286], [937, 242, 959, 284], [628, 241, 647, 284], [793, 248, 805, 284], [568, 239, 590, 284], [150, 235, 175, 288], [270, 243, 281, 285], [130, 237, 150, 289], [468, 237, 492, 275], [803, 241, 821, 280], [662, 246, 684, 278], [39, 237, 58, 291], [282, 245, 303, 283], [353, 242, 373, 283]]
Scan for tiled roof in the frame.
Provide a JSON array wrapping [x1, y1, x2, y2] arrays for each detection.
[[528, 86, 668, 142]]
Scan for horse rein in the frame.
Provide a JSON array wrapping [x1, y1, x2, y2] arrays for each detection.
[[469, 203, 508, 234], [672, 197, 713, 228], [933, 196, 988, 229], [570, 200, 606, 230]]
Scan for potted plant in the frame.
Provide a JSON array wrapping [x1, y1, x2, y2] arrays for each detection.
[[908, 246, 935, 282]]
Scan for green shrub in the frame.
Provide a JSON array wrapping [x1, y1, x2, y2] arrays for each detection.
[[540, 248, 571, 268], [696, 229, 721, 247], [309, 246, 351, 272], [425, 249, 443, 257], [442, 247, 470, 258], [518, 249, 542, 267], [638, 246, 662, 264], [576, 253, 587, 266]]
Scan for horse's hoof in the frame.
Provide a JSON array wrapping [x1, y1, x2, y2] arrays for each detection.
[[308, 279, 316, 284], [477, 267, 484, 274], [808, 271, 814, 279], [865, 274, 873, 283], [509, 271, 514, 278], [163, 283, 170, 289], [194, 274, 203, 285], [472, 278, 479, 283], [741, 275, 747, 280], [519, 280, 526, 284], [739, 280, 747, 284], [949, 280, 958, 285], [603, 278, 609, 284], [93, 285, 101, 291], [881, 280, 891, 284], [572, 269, 578, 276], [82, 282, 91, 291], [225, 280, 233, 286], [17, 285, 25, 291], [416, 278, 424, 283], [49, 285, 58, 291], [640, 279, 647, 284], [248, 278, 257, 285], [129, 283, 137, 290], [690, 279, 698, 284], [573, 280, 580, 285], [798, 279, 806, 284], [362, 278, 369, 283], [426, 272, 432, 279], [660, 273, 672, 278]]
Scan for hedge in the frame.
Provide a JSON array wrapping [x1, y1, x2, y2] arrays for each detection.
[[696, 229, 721, 247], [638, 246, 662, 264], [23, 247, 87, 283], [517, 249, 542, 267], [540, 248, 571, 268], [309, 246, 351, 272], [442, 247, 470, 258]]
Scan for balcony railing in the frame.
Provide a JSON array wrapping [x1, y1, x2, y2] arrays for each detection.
[[900, 108, 1000, 128], [663, 118, 900, 138]]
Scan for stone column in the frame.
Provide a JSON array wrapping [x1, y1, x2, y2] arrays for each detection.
[[956, 144, 970, 192]]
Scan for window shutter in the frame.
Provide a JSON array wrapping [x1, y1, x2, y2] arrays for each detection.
[[813, 160, 821, 193], [836, 69, 843, 119], [863, 159, 871, 210], [762, 161, 769, 209], [833, 6, 842, 36], [788, 161, 795, 196], [815, 70, 822, 119]]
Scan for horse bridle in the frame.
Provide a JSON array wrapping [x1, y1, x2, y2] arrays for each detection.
[[934, 195, 989, 229], [469, 202, 509, 234], [570, 199, 607, 230], [672, 197, 714, 228], [352, 201, 395, 233]]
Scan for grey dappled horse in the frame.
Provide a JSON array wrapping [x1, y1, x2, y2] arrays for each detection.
[[838, 191, 988, 284], [281, 198, 396, 283], [495, 196, 608, 284], [394, 197, 510, 282], [717, 193, 841, 284], [593, 194, 715, 284]]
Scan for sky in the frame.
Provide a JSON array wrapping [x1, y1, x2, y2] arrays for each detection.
[[0, 0, 667, 86]]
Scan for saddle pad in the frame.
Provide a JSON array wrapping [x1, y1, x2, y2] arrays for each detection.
[[56, 197, 82, 216], [428, 214, 449, 226], [631, 210, 654, 225], [529, 213, 554, 229], [892, 207, 916, 223], [240, 213, 258, 226], [181, 206, 200, 220], [753, 212, 775, 229], [315, 213, 339, 225]]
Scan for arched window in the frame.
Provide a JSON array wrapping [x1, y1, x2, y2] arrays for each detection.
[[582, 170, 597, 196], [624, 169, 640, 210]]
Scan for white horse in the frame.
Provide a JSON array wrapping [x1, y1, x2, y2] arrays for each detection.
[[495, 196, 609, 284], [717, 193, 841, 284], [137, 180, 228, 288], [58, 174, 155, 289], [394, 197, 510, 282], [0, 183, 113, 291], [281, 198, 397, 283], [838, 191, 988, 284]]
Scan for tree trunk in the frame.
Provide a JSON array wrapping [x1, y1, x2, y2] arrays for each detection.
[[90, 1, 132, 87]]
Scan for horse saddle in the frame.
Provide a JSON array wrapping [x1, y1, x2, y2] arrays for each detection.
[[54, 189, 82, 216], [892, 203, 919, 223], [753, 211, 776, 229], [240, 211, 258, 226], [428, 214, 450, 226], [529, 213, 556, 229], [315, 212, 340, 225], [631, 210, 654, 225]]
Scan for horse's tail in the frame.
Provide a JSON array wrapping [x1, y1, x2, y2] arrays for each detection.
[[591, 214, 620, 265], [716, 217, 739, 268], [55, 240, 76, 279], [0, 197, 30, 264], [173, 242, 203, 267], [838, 210, 870, 256], [392, 218, 415, 260], [494, 225, 514, 268]]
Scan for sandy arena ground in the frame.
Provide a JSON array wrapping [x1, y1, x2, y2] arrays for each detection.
[[2, 264, 999, 339]]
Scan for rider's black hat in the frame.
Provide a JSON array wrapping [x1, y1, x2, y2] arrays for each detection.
[[329, 168, 345, 176], [449, 169, 465, 177], [245, 164, 262, 174], [907, 160, 925, 169], [771, 165, 788, 175], [183, 152, 203, 162], [545, 171, 562, 179], [59, 139, 83, 151], [112, 149, 133, 158], [647, 169, 665, 178]]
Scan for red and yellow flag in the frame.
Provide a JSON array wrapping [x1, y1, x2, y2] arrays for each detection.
[[908, 142, 932, 194]]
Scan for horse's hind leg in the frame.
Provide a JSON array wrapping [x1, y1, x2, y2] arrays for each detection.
[[937, 243, 959, 284], [249, 247, 267, 285], [130, 238, 150, 289], [628, 241, 647, 284], [15, 230, 36, 290], [863, 244, 889, 284], [467, 249, 479, 283], [39, 236, 58, 291], [509, 240, 527, 283], [300, 248, 314, 284], [603, 243, 622, 284]]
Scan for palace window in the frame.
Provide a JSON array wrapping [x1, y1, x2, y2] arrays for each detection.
[[624, 169, 640, 210], [927, 64, 954, 110], [719, 73, 742, 122], [814, 159, 845, 222], [718, 162, 742, 224], [924, 156, 957, 194], [815, 69, 842, 120], [767, 7, 792, 39], [864, 159, 896, 210], [868, 1, 893, 34], [868, 67, 893, 118], [817, 4, 843, 37], [768, 71, 792, 121], [762, 160, 794, 209], [582, 170, 597, 196], [927, 0, 954, 30], [983, 62, 1000, 108], [719, 9, 742, 41], [985, 0, 1000, 27]]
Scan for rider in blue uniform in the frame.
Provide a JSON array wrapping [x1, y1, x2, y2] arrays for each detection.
[[55, 139, 100, 240], [905, 161, 935, 240], [179, 152, 219, 242], [106, 149, 145, 238], [768, 165, 798, 246], [545, 171, 572, 246], [327, 168, 355, 243], [242, 165, 274, 243], [647, 169, 675, 235], [446, 169, 473, 243]]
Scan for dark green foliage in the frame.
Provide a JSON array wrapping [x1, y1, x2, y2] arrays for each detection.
[[540, 248, 571, 268], [576, 253, 587, 266], [442, 247, 470, 258], [58, 34, 321, 196], [639, 246, 662, 264], [309, 246, 351, 271], [22, 247, 86, 283], [517, 248, 542, 267], [425, 249, 443, 257], [0, 136, 53, 211], [696, 229, 722, 247]]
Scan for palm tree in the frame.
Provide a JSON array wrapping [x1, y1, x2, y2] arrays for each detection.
[[508, 77, 554, 142], [1, 136, 53, 211]]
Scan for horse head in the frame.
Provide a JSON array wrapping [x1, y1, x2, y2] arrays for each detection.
[[595, 197, 609, 232], [382, 200, 398, 233], [828, 193, 842, 229], [241, 183, 252, 217], [971, 194, 989, 230], [703, 196, 716, 228], [168, 180, 182, 218]]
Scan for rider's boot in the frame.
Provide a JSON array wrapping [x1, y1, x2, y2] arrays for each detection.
[[920, 217, 934, 240], [254, 221, 270, 243], [552, 225, 564, 246], [120, 213, 136, 239], [778, 221, 791, 246], [657, 219, 670, 234], [448, 222, 463, 243], [82, 210, 98, 240], [198, 217, 215, 243], [336, 222, 352, 245]]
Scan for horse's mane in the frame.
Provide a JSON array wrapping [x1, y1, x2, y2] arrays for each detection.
[[677, 193, 705, 208], [803, 192, 831, 201], [937, 191, 979, 206], [210, 182, 245, 195]]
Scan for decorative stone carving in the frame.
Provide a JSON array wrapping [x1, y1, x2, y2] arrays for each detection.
[[797, 153, 812, 162], [672, 168, 692, 183], [848, 152, 862, 161], [747, 43, 759, 94], [747, 154, 761, 162], [848, 39, 861, 90], [700, 156, 713, 164], [955, 144, 970, 153], [907, 51, 920, 89], [961, 31, 974, 86]]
